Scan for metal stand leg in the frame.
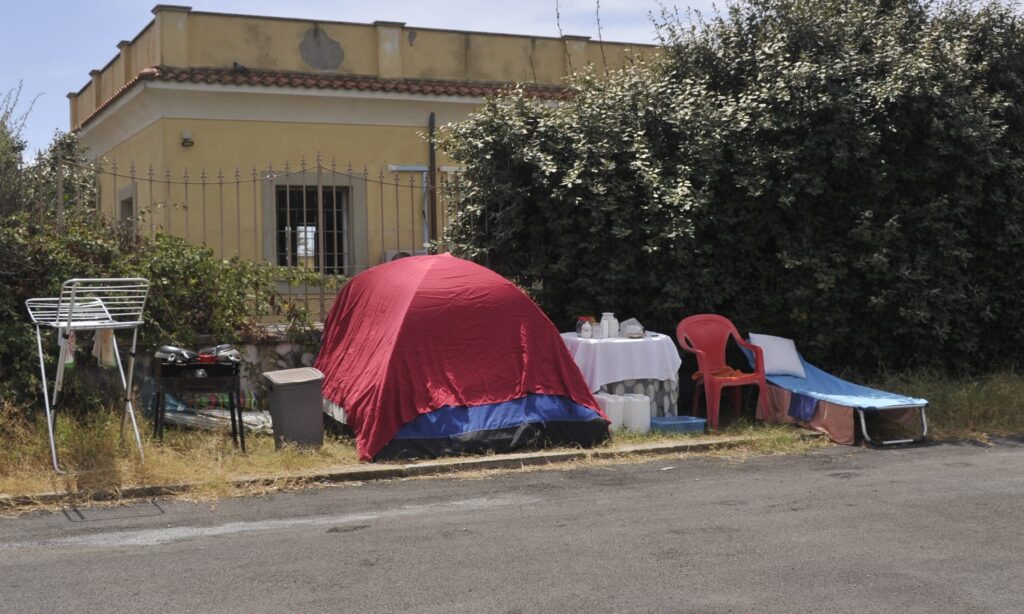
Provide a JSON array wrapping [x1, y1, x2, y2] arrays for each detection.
[[234, 382, 245, 452], [856, 410, 874, 445], [153, 385, 164, 441], [229, 391, 238, 447], [35, 325, 65, 474], [857, 407, 929, 446], [112, 329, 145, 462], [158, 391, 165, 440]]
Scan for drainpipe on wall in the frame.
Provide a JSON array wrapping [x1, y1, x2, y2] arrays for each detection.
[[428, 112, 438, 244]]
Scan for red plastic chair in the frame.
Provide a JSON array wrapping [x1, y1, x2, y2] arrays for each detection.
[[675, 314, 768, 429]]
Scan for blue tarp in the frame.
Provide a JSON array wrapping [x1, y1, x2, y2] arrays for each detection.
[[393, 394, 603, 440]]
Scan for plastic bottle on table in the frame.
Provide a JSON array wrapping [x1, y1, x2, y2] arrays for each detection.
[[600, 313, 619, 338]]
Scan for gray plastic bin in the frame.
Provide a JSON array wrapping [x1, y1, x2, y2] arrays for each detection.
[[263, 367, 324, 449]]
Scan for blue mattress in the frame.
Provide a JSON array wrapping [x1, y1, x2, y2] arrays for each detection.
[[763, 356, 927, 411]]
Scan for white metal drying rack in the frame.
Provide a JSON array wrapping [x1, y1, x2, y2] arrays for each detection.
[[26, 278, 150, 473]]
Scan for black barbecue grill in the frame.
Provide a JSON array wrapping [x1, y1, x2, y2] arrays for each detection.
[[153, 344, 246, 451]]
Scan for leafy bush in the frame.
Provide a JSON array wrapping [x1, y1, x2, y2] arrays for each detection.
[[0, 125, 343, 409], [0, 208, 339, 407], [443, 0, 1024, 373]]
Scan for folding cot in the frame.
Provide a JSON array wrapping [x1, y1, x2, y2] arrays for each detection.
[[753, 353, 928, 446]]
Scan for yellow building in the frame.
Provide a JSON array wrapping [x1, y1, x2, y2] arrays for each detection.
[[71, 4, 652, 272]]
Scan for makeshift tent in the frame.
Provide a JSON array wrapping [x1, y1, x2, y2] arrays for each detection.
[[315, 254, 609, 461]]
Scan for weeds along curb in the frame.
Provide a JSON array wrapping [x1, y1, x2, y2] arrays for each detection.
[[0, 435, 756, 510]]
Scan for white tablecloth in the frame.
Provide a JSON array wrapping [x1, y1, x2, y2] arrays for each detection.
[[560, 332, 683, 393]]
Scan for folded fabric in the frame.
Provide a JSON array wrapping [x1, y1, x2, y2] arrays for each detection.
[[692, 366, 751, 381], [787, 392, 818, 421], [91, 329, 117, 368]]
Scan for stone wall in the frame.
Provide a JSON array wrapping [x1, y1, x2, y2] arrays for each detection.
[[239, 334, 322, 392]]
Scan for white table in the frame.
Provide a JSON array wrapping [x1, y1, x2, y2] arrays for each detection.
[[561, 332, 682, 417]]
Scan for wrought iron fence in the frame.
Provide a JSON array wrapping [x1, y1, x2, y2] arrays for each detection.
[[53, 154, 468, 322]]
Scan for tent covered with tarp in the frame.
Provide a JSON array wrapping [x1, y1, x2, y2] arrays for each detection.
[[315, 254, 609, 461]]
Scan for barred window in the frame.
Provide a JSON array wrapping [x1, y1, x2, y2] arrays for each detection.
[[275, 185, 349, 273]]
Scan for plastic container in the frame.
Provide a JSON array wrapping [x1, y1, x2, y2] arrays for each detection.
[[594, 393, 625, 430], [600, 312, 619, 338], [263, 367, 325, 449], [651, 415, 707, 433], [622, 393, 651, 433]]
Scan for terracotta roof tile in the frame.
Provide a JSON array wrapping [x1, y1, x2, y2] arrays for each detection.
[[75, 65, 573, 130], [155, 65, 572, 99]]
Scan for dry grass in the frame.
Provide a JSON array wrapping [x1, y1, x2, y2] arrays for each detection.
[[0, 402, 359, 501], [872, 370, 1024, 441]]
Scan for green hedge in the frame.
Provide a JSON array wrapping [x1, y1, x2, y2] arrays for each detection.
[[443, 0, 1024, 373]]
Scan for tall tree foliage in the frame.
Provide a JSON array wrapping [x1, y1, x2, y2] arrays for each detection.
[[443, 0, 1024, 372], [0, 85, 30, 216]]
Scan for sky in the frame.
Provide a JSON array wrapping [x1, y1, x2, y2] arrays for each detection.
[[0, 0, 717, 160]]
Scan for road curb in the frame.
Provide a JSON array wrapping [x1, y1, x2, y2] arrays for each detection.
[[0, 435, 755, 509]]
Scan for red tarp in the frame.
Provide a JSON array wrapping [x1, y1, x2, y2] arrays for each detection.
[[316, 254, 601, 461]]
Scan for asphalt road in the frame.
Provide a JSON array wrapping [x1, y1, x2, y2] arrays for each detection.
[[2, 441, 1023, 613]]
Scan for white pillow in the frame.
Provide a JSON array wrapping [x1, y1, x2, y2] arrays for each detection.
[[748, 333, 806, 378]]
